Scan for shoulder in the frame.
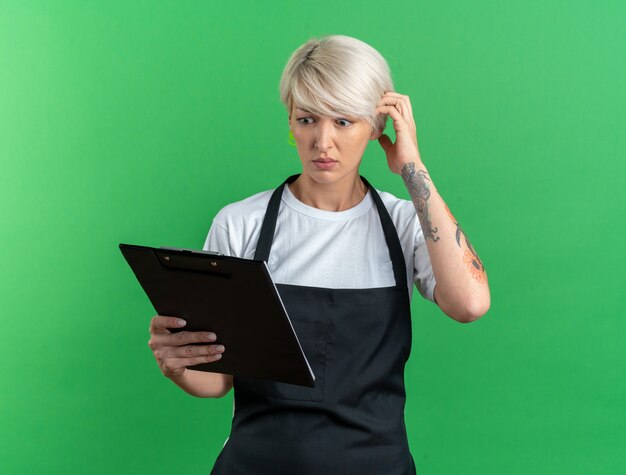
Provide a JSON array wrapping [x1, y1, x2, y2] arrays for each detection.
[[376, 188, 418, 227], [207, 189, 275, 257], [212, 189, 274, 229]]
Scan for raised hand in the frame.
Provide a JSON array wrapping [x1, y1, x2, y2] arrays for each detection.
[[375, 91, 423, 175]]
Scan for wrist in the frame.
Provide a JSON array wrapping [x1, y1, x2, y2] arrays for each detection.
[[165, 367, 187, 382], [400, 160, 426, 175]]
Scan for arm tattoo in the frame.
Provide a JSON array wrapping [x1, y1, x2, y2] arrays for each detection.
[[401, 162, 439, 242], [445, 204, 487, 283]]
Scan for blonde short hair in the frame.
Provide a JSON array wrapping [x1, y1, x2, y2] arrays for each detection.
[[279, 35, 394, 133]]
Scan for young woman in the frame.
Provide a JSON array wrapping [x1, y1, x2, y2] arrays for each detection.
[[148, 34, 490, 474]]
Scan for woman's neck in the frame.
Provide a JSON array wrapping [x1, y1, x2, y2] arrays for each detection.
[[288, 172, 368, 211]]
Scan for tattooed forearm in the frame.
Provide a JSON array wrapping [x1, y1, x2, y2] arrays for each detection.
[[444, 203, 487, 283], [464, 249, 487, 283], [401, 162, 440, 242]]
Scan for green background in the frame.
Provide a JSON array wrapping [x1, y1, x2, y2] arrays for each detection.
[[1, 1, 624, 473]]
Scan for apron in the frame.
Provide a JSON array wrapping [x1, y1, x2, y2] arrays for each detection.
[[211, 174, 416, 475]]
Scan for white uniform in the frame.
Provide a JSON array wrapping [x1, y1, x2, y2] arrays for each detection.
[[203, 183, 436, 302]]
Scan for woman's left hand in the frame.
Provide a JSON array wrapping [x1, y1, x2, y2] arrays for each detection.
[[376, 92, 423, 175]]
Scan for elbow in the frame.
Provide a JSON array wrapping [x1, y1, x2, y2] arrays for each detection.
[[209, 376, 234, 399], [455, 296, 490, 323], [435, 284, 491, 324], [212, 386, 233, 399]]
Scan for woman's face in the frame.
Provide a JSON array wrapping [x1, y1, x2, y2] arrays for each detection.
[[289, 101, 381, 185]]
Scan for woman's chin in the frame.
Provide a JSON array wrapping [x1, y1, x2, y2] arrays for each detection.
[[301, 166, 360, 186]]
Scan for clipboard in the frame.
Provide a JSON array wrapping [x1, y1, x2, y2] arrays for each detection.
[[119, 243, 315, 387]]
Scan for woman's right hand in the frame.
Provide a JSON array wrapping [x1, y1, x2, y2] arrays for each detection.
[[148, 315, 225, 379]]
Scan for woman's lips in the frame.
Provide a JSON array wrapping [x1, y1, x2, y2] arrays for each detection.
[[313, 158, 337, 170]]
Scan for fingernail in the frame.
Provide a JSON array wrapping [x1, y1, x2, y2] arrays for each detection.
[[177, 319, 186, 327], [215, 345, 225, 352], [206, 333, 216, 341]]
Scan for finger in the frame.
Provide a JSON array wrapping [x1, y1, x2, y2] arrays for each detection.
[[149, 330, 217, 350], [177, 352, 224, 367], [171, 330, 218, 347], [380, 98, 402, 116], [376, 104, 404, 125], [150, 315, 186, 335], [383, 91, 410, 102], [377, 103, 416, 136], [378, 92, 406, 105], [175, 343, 225, 359], [396, 93, 413, 118], [378, 94, 413, 120]]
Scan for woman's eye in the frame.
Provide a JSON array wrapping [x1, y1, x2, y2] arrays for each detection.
[[337, 118, 353, 127], [297, 117, 314, 125]]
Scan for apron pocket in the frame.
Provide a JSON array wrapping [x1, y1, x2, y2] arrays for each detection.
[[247, 320, 328, 402]]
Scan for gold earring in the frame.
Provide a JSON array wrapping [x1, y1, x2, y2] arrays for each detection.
[[287, 130, 297, 147]]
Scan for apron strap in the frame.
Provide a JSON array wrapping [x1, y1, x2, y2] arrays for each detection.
[[254, 174, 408, 289], [254, 174, 299, 263]]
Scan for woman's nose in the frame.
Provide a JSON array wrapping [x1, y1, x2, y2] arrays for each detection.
[[314, 121, 334, 151]]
